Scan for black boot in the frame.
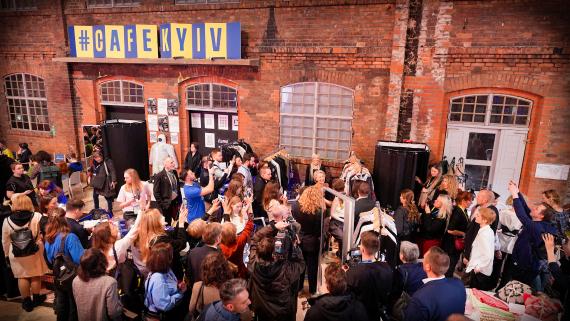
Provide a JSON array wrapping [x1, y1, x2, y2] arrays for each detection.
[[33, 293, 47, 307], [22, 297, 33, 312]]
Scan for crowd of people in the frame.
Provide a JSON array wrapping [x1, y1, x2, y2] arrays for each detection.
[[1, 140, 570, 321]]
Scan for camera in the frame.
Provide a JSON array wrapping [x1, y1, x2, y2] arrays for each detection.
[[345, 248, 362, 269], [273, 216, 299, 260]]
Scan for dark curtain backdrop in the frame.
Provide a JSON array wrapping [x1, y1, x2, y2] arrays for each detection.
[[101, 120, 150, 188], [372, 142, 430, 210]]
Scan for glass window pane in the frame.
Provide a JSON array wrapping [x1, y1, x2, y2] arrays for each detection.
[[466, 133, 495, 161], [465, 165, 491, 191]]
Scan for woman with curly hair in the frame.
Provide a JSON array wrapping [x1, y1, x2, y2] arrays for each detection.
[[432, 174, 460, 206], [188, 252, 235, 317], [292, 185, 325, 295]]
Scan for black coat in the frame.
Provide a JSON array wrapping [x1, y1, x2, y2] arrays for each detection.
[[252, 177, 269, 219], [152, 169, 181, 212], [346, 261, 395, 321], [354, 198, 376, 230], [186, 244, 219, 286], [305, 294, 369, 321], [249, 245, 305, 321], [90, 158, 117, 197], [291, 201, 322, 253], [183, 151, 201, 175]]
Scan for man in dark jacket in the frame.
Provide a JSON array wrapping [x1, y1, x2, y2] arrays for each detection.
[[305, 263, 369, 321], [186, 222, 222, 285], [200, 278, 251, 321], [346, 231, 395, 321], [252, 165, 272, 219], [0, 154, 15, 202], [153, 157, 181, 225], [404, 246, 466, 321], [88, 152, 116, 212], [353, 183, 376, 230], [507, 181, 557, 287], [248, 220, 305, 321], [463, 189, 499, 261]]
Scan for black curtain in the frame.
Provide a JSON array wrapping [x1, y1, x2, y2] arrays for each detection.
[[372, 142, 430, 210], [101, 120, 149, 188]]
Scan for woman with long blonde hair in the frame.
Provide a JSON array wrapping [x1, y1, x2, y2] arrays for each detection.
[[435, 174, 460, 202], [292, 186, 325, 294], [420, 194, 452, 255], [116, 168, 151, 221], [131, 208, 186, 279]]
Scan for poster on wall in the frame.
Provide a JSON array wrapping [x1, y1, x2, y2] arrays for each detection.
[[191, 113, 201, 128], [148, 115, 158, 131], [204, 114, 215, 129], [170, 132, 179, 145], [205, 132, 216, 148], [158, 115, 169, 131], [147, 98, 157, 114], [149, 131, 158, 143], [157, 98, 168, 115], [232, 115, 238, 131], [218, 115, 229, 130], [169, 116, 180, 132], [167, 99, 179, 116]]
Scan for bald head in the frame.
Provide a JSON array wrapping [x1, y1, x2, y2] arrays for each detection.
[[476, 189, 495, 206]]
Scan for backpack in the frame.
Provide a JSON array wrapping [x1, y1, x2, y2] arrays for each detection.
[[7, 214, 39, 257], [52, 234, 77, 292], [114, 246, 145, 314]]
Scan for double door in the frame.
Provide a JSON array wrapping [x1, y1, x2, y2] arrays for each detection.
[[443, 125, 527, 201]]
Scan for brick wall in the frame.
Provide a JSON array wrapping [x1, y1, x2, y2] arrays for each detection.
[[405, 0, 570, 202]]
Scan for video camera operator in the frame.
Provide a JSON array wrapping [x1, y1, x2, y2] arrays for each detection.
[[248, 204, 305, 321], [345, 231, 396, 321]]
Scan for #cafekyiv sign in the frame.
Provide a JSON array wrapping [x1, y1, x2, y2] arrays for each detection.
[[68, 22, 241, 59]]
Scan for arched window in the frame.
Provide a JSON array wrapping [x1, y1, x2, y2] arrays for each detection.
[[4, 73, 49, 131], [100, 80, 144, 106], [186, 83, 237, 111], [449, 94, 532, 126], [280, 82, 354, 160]]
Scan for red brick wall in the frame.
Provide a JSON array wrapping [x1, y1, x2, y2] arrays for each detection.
[[406, 0, 570, 203], [0, 1, 78, 157]]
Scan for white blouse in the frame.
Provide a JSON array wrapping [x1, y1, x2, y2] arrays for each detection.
[[466, 225, 495, 276]]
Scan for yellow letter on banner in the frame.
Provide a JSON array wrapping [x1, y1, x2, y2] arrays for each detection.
[[171, 23, 193, 58], [205, 23, 227, 59], [105, 25, 125, 58], [136, 25, 158, 58], [74, 26, 94, 58]]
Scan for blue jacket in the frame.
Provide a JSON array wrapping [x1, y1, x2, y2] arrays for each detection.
[[144, 269, 184, 313], [44, 233, 84, 265], [512, 193, 557, 274], [201, 301, 240, 321], [404, 278, 466, 321], [397, 262, 428, 296]]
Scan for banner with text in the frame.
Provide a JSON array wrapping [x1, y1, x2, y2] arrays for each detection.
[[68, 22, 241, 59]]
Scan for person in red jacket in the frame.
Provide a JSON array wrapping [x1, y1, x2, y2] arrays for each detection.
[[220, 196, 254, 278]]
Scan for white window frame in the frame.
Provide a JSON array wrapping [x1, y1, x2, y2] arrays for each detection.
[[175, 0, 240, 5], [86, 0, 141, 8], [279, 82, 354, 160], [4, 73, 49, 132], [99, 80, 144, 107], [185, 83, 238, 114], [448, 93, 532, 129]]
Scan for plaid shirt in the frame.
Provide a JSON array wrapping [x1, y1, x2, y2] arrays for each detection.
[[552, 209, 570, 239]]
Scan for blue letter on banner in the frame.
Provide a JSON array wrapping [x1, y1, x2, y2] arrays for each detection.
[[93, 25, 106, 58], [68, 26, 77, 57], [159, 24, 172, 58], [124, 25, 137, 58], [226, 22, 241, 59], [192, 23, 205, 59]]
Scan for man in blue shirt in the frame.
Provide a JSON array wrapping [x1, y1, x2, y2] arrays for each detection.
[[180, 166, 215, 223], [201, 278, 251, 321]]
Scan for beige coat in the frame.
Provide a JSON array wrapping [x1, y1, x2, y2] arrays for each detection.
[[2, 212, 48, 278]]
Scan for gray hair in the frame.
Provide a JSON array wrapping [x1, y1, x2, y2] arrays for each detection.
[[400, 241, 420, 263], [271, 204, 290, 221], [219, 278, 248, 303]]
